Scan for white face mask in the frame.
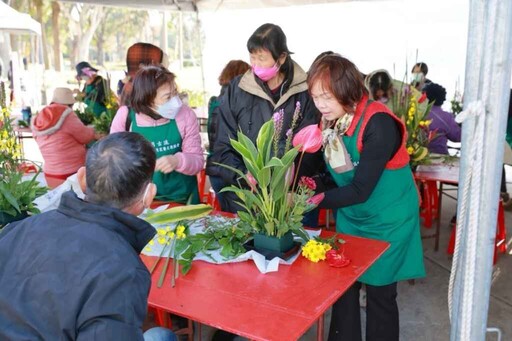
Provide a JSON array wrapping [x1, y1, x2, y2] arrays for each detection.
[[156, 96, 182, 119], [411, 72, 424, 83]]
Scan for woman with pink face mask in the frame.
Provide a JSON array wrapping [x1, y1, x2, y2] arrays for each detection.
[[209, 23, 322, 214], [75, 61, 108, 117]]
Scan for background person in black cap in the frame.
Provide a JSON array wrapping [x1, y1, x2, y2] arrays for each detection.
[[75, 61, 108, 117]]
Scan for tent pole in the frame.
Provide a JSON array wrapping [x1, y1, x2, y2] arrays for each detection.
[[451, 0, 512, 339]]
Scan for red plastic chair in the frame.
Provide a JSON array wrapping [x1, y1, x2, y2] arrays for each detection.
[[447, 199, 507, 265], [419, 180, 439, 228]]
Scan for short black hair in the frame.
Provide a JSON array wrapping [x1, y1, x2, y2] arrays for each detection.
[[424, 82, 447, 106], [85, 132, 156, 209], [412, 62, 428, 75], [367, 71, 392, 99], [247, 23, 292, 61]]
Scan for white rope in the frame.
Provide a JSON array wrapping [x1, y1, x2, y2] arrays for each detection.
[[448, 101, 486, 338]]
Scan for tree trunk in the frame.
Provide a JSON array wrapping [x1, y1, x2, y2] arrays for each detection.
[[51, 1, 62, 71], [34, 0, 50, 70], [77, 6, 105, 62], [96, 34, 104, 66]]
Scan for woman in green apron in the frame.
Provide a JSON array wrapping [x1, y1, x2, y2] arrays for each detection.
[[110, 65, 203, 204], [307, 54, 425, 340], [75, 61, 107, 117]]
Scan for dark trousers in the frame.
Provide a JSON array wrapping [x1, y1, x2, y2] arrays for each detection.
[[328, 281, 399, 341]]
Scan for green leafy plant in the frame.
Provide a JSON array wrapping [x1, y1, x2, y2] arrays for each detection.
[[74, 107, 95, 126], [177, 217, 252, 275], [0, 82, 47, 226], [145, 215, 251, 285]]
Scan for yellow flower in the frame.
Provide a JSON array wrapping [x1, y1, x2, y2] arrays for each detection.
[[157, 237, 167, 244], [167, 231, 175, 239], [157, 229, 166, 236], [176, 225, 186, 239], [149, 240, 154, 245], [407, 146, 414, 155], [301, 240, 329, 263]]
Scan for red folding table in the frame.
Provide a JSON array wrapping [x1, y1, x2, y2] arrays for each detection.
[[141, 230, 388, 341]]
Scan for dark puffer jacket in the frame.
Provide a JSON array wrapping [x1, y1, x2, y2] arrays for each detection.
[[0, 191, 156, 340], [206, 61, 322, 186]]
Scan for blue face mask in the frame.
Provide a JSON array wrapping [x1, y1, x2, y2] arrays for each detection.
[[156, 96, 182, 119]]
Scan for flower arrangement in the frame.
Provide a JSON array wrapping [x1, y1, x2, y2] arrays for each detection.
[[302, 235, 350, 267], [391, 84, 435, 166], [0, 82, 47, 226], [218, 102, 322, 243]]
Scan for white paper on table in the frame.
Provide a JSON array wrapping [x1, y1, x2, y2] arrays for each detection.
[[33, 174, 84, 213], [141, 214, 321, 274]]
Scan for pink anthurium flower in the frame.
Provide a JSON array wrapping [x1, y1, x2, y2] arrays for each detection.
[[293, 124, 323, 153], [307, 192, 325, 206]]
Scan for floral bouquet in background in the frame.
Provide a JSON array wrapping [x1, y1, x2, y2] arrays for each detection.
[[391, 84, 435, 166], [218, 102, 323, 244], [92, 76, 118, 135], [450, 88, 463, 115]]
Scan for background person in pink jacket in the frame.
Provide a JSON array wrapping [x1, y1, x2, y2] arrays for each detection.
[[110, 65, 203, 204], [32, 87, 100, 189]]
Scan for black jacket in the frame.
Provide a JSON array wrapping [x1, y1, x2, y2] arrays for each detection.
[[206, 61, 322, 185], [0, 191, 156, 340]]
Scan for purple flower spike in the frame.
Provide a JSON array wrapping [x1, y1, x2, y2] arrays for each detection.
[[273, 111, 283, 124], [286, 129, 292, 137]]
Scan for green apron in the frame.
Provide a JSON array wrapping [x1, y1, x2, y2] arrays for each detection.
[[84, 83, 107, 117], [129, 109, 199, 204], [327, 105, 425, 286]]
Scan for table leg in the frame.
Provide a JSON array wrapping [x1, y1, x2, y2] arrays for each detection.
[[317, 314, 324, 341], [434, 182, 443, 251]]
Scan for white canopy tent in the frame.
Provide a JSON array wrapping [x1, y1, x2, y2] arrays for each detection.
[[0, 1, 42, 35], [0, 1, 43, 107], [59, 0, 351, 11]]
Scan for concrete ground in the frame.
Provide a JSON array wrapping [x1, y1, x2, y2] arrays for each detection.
[[192, 180, 512, 341], [21, 139, 511, 341]]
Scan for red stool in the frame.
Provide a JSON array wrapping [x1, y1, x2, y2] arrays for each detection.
[[447, 200, 507, 264], [419, 180, 439, 228], [196, 169, 209, 204], [318, 208, 335, 231]]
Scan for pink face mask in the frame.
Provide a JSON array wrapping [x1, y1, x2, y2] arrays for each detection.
[[252, 63, 280, 82]]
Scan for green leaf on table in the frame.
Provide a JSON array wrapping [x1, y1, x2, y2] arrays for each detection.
[[145, 204, 212, 225]]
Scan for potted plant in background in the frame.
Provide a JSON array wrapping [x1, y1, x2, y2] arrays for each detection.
[[0, 82, 47, 228], [218, 102, 323, 255]]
